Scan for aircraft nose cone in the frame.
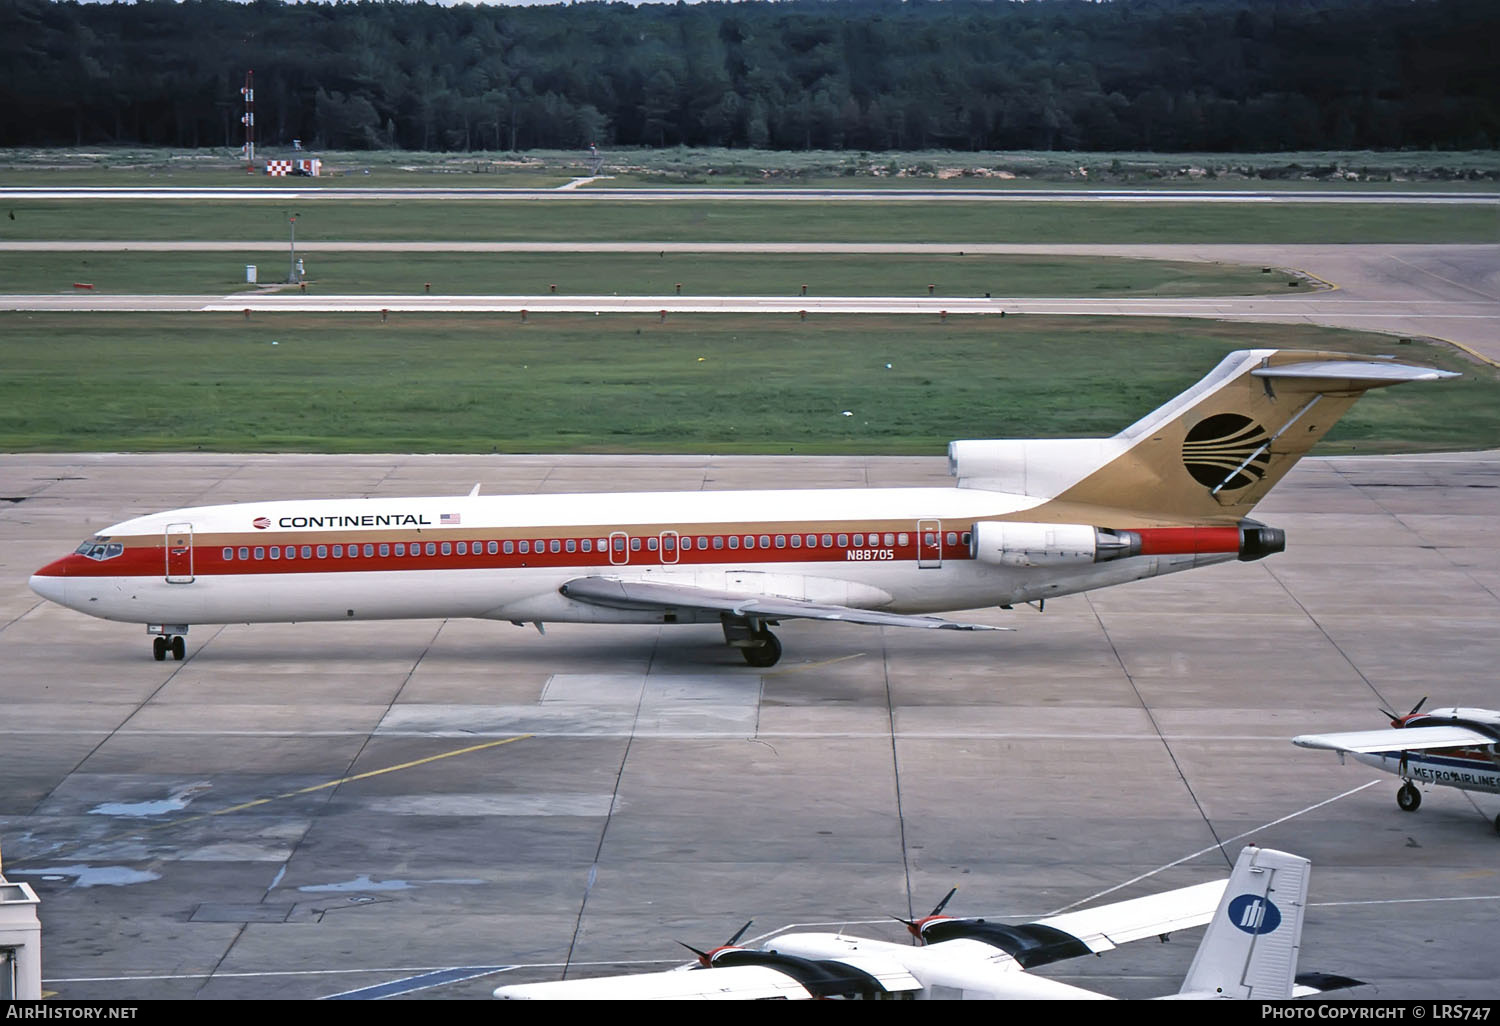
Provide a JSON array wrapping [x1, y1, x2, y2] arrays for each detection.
[[30, 558, 70, 606]]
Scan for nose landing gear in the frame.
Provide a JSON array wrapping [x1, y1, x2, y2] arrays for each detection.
[[148, 625, 188, 661]]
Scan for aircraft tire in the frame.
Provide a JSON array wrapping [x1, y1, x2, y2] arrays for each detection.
[[742, 630, 782, 668], [1397, 782, 1422, 812], [152, 636, 167, 661], [171, 636, 185, 661]]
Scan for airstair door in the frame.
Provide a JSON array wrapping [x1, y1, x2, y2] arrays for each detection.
[[165, 523, 195, 583]]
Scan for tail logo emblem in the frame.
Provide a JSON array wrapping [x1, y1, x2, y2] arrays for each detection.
[[1182, 414, 1271, 490], [1227, 893, 1282, 935]]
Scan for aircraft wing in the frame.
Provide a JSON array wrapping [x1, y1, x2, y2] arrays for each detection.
[[494, 964, 818, 1000], [494, 957, 923, 1000], [559, 576, 1010, 632], [1292, 725, 1496, 755], [1032, 878, 1229, 955]]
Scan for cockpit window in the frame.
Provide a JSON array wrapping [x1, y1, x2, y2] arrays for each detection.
[[74, 539, 124, 561]]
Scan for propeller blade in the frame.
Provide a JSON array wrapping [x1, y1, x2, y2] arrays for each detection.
[[1409, 696, 1428, 716], [725, 919, 754, 947], [929, 887, 958, 917], [677, 940, 709, 962]]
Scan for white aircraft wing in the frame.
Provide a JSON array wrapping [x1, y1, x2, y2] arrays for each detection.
[[559, 576, 1009, 631], [494, 964, 817, 1000], [1292, 725, 1495, 755], [1032, 878, 1229, 955]]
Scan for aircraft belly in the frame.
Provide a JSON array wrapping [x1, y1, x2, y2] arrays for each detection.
[[77, 570, 556, 625]]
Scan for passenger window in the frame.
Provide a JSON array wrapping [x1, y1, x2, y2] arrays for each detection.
[[380, 543, 390, 557], [898, 533, 909, 547], [835, 534, 846, 546], [488, 541, 498, 555], [441, 542, 452, 555], [580, 538, 591, 553], [613, 537, 626, 552], [662, 535, 675, 550], [550, 539, 561, 553], [821, 534, 833, 547], [790, 534, 801, 548], [425, 542, 436, 556], [456, 542, 467, 555], [961, 532, 971, 547], [775, 535, 785, 548], [270, 546, 280, 560], [254, 546, 265, 560], [728, 536, 739, 549], [759, 535, 770, 548], [946, 532, 958, 546], [332, 545, 343, 558], [697, 537, 708, 549], [519, 540, 529, 553], [301, 546, 311, 559], [647, 537, 658, 551], [284, 546, 295, 561], [884, 533, 895, 546], [630, 537, 641, 551], [363, 544, 374, 557], [316, 545, 327, 559], [713, 536, 724, 550], [853, 534, 864, 546], [566, 539, 576, 553], [223, 547, 234, 561], [395, 543, 405, 556], [504, 540, 514, 554], [743, 536, 754, 549]]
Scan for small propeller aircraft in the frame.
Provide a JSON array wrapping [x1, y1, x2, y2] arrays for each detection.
[[494, 846, 1360, 1000], [1293, 700, 1500, 834]]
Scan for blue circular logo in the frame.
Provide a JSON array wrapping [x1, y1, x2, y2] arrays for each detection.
[[1226, 894, 1282, 935]]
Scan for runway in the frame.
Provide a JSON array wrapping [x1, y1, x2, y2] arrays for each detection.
[[1, 450, 1498, 999], [7, 242, 1497, 361]]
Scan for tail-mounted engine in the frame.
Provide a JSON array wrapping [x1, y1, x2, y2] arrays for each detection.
[[969, 520, 1285, 567]]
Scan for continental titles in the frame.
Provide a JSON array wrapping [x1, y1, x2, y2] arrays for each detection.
[[278, 514, 431, 529]]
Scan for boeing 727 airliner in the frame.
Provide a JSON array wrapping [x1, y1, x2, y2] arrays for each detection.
[[29, 349, 1455, 665]]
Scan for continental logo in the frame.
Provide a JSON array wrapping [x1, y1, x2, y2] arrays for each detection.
[[1182, 414, 1270, 490]]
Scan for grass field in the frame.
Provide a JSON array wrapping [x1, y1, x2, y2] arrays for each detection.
[[0, 251, 1310, 298], [1, 312, 1490, 454], [3, 197, 1496, 244], [3, 146, 1497, 187]]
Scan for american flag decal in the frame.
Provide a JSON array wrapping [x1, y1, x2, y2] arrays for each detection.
[[440, 513, 461, 525]]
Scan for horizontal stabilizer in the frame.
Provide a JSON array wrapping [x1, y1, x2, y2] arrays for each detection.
[[1292, 724, 1495, 754], [560, 576, 1008, 631], [1253, 360, 1459, 384]]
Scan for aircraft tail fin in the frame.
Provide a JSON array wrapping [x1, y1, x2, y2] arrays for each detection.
[[1172, 845, 1310, 1000], [950, 349, 1457, 525]]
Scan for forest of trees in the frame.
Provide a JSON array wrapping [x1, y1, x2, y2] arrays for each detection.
[[0, 0, 1494, 154]]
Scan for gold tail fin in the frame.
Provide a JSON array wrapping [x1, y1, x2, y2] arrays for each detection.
[[1031, 349, 1456, 525]]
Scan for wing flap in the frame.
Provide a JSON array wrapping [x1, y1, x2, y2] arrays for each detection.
[[1292, 725, 1495, 754], [560, 576, 1008, 632]]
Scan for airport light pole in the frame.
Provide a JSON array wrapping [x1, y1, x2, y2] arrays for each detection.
[[287, 213, 300, 284]]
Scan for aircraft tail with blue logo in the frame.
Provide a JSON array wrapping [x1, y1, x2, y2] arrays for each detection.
[[1174, 845, 1310, 1000]]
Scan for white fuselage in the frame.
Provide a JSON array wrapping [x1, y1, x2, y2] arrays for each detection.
[[30, 485, 1239, 631]]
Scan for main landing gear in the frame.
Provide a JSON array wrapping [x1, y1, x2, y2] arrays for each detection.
[[721, 615, 783, 668], [1397, 781, 1422, 812], [148, 625, 188, 662]]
